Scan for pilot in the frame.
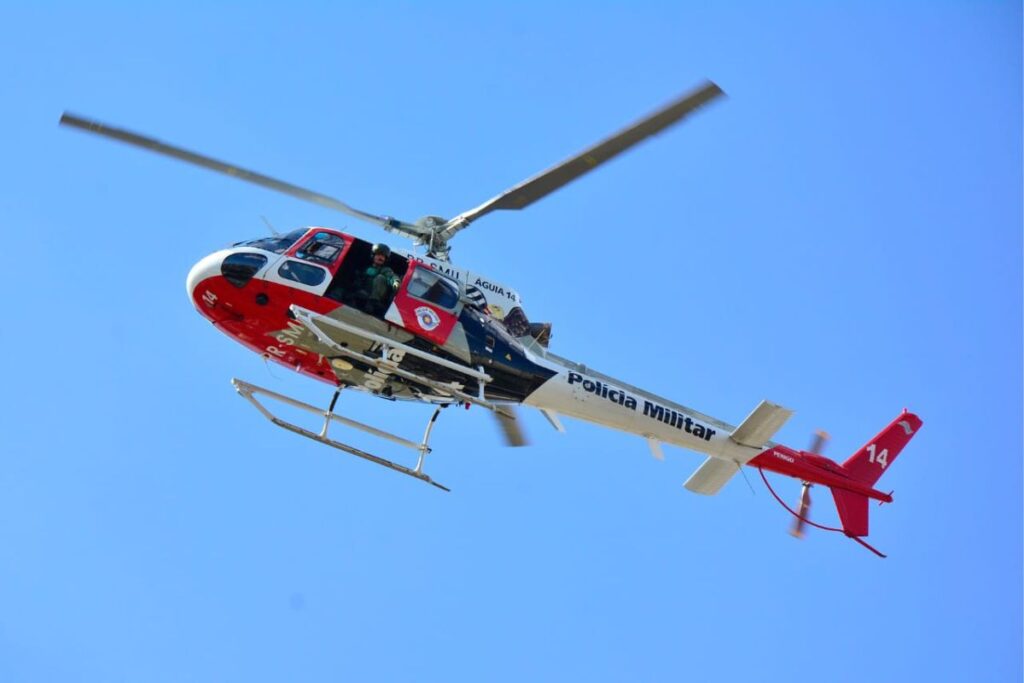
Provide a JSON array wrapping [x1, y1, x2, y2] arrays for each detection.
[[361, 243, 401, 314]]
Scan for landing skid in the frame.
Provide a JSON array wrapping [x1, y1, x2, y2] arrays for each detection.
[[232, 378, 450, 491], [288, 304, 525, 436]]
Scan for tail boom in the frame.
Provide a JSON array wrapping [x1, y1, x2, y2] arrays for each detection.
[[749, 445, 895, 503]]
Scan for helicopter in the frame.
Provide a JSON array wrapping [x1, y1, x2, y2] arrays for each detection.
[[60, 80, 922, 557]]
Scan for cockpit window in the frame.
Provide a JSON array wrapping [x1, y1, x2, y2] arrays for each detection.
[[278, 259, 327, 287], [236, 228, 308, 254], [296, 231, 346, 266], [221, 252, 268, 288], [407, 267, 459, 310]]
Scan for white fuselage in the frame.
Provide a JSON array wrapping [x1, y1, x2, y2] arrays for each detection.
[[523, 361, 757, 463]]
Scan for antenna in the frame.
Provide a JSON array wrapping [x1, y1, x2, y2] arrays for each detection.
[[260, 215, 280, 236], [737, 461, 756, 496]]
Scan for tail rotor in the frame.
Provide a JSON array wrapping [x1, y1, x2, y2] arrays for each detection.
[[789, 430, 829, 539], [790, 482, 813, 538]]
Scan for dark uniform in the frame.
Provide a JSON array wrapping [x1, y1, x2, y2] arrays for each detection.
[[361, 244, 401, 314]]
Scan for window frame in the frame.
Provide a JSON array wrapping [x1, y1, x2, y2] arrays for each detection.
[[276, 259, 328, 287], [221, 251, 269, 288], [405, 265, 461, 311], [294, 231, 347, 267], [235, 228, 309, 255]]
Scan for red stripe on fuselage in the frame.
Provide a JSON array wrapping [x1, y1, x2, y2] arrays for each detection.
[[191, 274, 340, 384]]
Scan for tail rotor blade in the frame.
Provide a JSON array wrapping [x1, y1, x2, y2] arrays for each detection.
[[789, 430, 826, 538], [808, 430, 830, 455], [790, 483, 813, 538]]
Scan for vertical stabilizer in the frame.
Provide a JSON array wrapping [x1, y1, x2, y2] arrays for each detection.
[[832, 489, 869, 537], [841, 411, 922, 487]]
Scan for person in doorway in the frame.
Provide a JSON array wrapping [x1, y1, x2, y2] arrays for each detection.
[[361, 243, 401, 315]]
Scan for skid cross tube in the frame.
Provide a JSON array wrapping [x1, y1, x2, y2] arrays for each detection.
[[232, 378, 450, 491]]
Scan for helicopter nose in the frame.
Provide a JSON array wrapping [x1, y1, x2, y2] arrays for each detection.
[[186, 250, 226, 303]]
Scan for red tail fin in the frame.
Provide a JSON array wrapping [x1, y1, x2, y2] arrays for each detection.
[[841, 410, 923, 487]]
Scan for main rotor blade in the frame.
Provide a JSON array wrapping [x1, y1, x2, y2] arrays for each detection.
[[494, 406, 528, 447], [59, 112, 425, 239], [441, 80, 725, 239]]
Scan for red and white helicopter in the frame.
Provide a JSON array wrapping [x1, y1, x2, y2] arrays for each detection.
[[61, 81, 921, 556]]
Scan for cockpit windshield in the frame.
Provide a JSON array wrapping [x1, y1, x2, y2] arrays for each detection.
[[296, 231, 346, 265], [235, 228, 308, 254]]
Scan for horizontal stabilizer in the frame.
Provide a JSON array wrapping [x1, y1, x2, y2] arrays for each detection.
[[684, 457, 739, 495], [730, 400, 793, 449]]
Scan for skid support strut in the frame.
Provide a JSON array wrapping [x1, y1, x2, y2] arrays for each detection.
[[232, 378, 450, 491]]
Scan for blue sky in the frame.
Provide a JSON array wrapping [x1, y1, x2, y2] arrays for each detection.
[[1, 3, 1020, 681]]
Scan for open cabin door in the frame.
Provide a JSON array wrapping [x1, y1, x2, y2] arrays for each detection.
[[386, 263, 462, 345]]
